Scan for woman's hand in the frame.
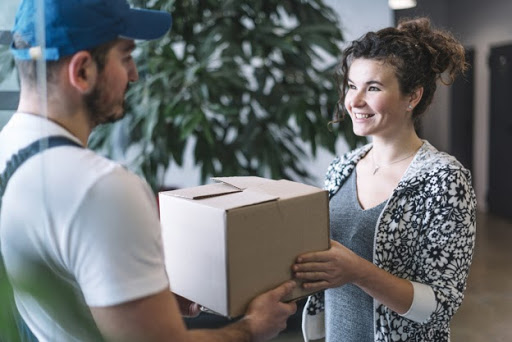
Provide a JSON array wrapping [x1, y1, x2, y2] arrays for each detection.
[[293, 239, 415, 314], [292, 239, 367, 291]]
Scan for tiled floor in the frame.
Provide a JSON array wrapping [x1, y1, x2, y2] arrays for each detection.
[[271, 211, 512, 342]]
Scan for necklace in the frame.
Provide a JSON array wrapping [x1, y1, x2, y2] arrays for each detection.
[[370, 148, 417, 175]]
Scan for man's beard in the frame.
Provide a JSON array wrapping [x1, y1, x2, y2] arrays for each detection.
[[84, 82, 129, 127]]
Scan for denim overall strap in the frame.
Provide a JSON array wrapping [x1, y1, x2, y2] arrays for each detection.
[[0, 135, 82, 342]]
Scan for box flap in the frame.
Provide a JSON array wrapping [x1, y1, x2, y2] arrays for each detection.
[[212, 176, 275, 190], [161, 183, 241, 200], [199, 189, 278, 210]]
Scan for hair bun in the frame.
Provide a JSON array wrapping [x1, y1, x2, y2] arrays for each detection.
[[397, 17, 431, 41], [398, 17, 467, 82]]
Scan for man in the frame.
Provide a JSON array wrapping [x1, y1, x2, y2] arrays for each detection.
[[0, 0, 297, 341]]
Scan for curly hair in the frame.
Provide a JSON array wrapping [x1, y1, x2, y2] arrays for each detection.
[[334, 17, 467, 129]]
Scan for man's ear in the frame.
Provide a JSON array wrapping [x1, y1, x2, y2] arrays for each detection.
[[68, 51, 97, 94]]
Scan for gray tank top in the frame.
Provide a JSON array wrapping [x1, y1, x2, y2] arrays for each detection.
[[325, 169, 386, 342]]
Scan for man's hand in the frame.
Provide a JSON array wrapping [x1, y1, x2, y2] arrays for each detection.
[[242, 281, 297, 342]]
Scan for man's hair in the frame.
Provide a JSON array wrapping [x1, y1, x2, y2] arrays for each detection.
[[13, 35, 118, 89]]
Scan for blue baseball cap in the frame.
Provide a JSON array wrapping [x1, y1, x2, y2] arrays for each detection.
[[11, 0, 172, 61]]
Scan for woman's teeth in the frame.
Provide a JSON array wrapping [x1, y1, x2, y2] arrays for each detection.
[[355, 113, 374, 119]]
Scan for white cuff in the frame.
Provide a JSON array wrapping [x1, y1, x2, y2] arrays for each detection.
[[301, 297, 325, 341], [401, 281, 436, 323]]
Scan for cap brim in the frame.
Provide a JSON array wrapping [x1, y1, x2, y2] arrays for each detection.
[[121, 8, 172, 41]]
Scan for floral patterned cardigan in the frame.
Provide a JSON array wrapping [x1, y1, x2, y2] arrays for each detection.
[[302, 141, 477, 342]]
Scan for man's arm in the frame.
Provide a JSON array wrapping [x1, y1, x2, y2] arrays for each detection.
[[90, 281, 297, 342]]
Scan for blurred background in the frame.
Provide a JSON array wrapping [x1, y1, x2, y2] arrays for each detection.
[[1, 0, 511, 341]]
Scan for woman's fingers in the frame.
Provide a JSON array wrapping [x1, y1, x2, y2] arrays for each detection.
[[294, 270, 328, 281], [296, 240, 345, 263], [296, 251, 332, 263], [292, 261, 328, 273], [292, 240, 357, 289]]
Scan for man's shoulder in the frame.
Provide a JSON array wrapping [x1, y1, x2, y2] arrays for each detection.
[[54, 149, 152, 207]]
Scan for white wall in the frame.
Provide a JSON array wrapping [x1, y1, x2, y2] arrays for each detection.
[[324, 0, 393, 43], [0, 0, 18, 30]]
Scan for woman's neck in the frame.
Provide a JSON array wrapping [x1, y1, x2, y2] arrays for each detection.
[[370, 131, 423, 164]]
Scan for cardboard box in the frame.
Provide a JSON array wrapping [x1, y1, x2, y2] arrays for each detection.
[[158, 176, 329, 317]]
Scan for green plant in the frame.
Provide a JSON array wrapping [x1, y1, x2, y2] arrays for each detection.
[[0, 262, 21, 342], [89, 0, 365, 192]]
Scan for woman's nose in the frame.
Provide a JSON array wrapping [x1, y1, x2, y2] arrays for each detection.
[[348, 91, 365, 108]]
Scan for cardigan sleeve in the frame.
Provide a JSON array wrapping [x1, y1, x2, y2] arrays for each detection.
[[413, 167, 477, 328]]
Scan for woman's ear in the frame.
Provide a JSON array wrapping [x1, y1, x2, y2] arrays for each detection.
[[408, 87, 424, 110], [67, 51, 97, 94]]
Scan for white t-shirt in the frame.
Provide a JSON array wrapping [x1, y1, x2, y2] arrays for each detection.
[[0, 113, 170, 341]]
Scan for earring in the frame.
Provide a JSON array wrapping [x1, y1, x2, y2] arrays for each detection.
[[408, 104, 413, 110]]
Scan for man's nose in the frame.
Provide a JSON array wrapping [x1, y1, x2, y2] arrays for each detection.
[[129, 62, 139, 82]]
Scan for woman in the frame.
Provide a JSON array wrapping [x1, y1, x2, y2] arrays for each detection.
[[293, 18, 477, 342]]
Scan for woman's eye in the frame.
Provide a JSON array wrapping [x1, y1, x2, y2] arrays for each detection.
[[369, 86, 380, 91], [348, 84, 356, 90]]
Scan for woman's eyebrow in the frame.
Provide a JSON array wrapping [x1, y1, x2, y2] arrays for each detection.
[[347, 78, 384, 86]]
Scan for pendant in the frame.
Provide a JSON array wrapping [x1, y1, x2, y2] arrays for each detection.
[[373, 166, 380, 175]]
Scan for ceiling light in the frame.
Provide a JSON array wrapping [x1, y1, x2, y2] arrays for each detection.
[[388, 0, 417, 10]]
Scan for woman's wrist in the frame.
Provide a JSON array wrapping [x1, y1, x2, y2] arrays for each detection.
[[351, 255, 375, 288]]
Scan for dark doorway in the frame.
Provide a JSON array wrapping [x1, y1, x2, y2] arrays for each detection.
[[450, 48, 475, 173], [488, 43, 512, 220]]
